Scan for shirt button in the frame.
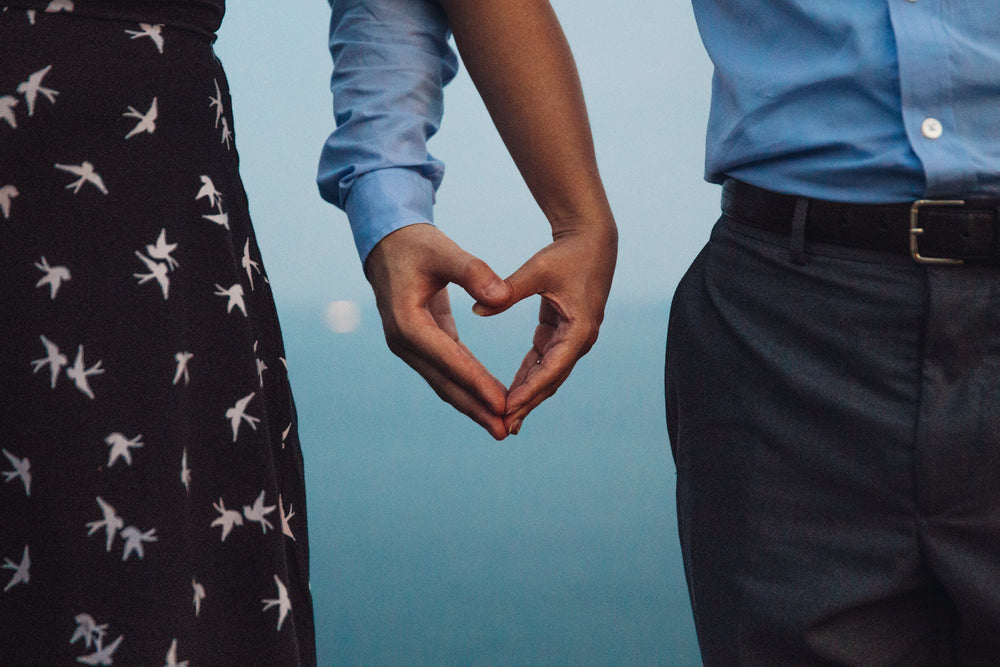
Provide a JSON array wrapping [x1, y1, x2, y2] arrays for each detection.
[[921, 117, 943, 139]]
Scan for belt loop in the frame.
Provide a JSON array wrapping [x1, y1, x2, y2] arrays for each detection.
[[988, 204, 1000, 258], [789, 197, 809, 264]]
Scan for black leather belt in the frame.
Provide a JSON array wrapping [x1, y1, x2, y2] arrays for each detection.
[[722, 179, 1000, 265]]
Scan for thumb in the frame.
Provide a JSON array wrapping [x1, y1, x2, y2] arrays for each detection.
[[455, 255, 512, 311], [471, 255, 541, 317]]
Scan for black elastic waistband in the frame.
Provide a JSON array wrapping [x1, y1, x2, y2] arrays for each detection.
[[2, 1, 224, 40]]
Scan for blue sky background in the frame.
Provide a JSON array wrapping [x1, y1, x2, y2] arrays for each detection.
[[215, 1, 719, 663], [216, 0, 719, 311]]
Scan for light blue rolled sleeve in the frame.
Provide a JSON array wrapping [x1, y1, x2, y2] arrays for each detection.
[[318, 0, 458, 264]]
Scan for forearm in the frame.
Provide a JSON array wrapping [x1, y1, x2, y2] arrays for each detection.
[[437, 0, 614, 236]]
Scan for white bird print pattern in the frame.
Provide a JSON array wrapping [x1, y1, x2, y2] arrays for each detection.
[[146, 228, 179, 270], [191, 578, 206, 617], [2, 449, 31, 497], [55, 161, 107, 195], [195, 174, 222, 210], [3, 17, 309, 663], [201, 209, 229, 228], [66, 345, 104, 399], [210, 497, 244, 541], [123, 96, 157, 139], [86, 497, 124, 552], [243, 489, 276, 534], [124, 23, 165, 54], [2, 545, 30, 592], [220, 115, 232, 149], [70, 613, 108, 650], [75, 634, 123, 666], [242, 239, 261, 290], [196, 173, 229, 230], [262, 574, 292, 631], [105, 432, 143, 468], [119, 525, 157, 561], [180, 447, 191, 493], [0, 184, 18, 219], [31, 335, 68, 389], [34, 256, 71, 299], [173, 351, 193, 386], [17, 65, 58, 116], [45, 0, 74, 12], [254, 340, 267, 387], [225, 391, 260, 442], [164, 638, 190, 667], [256, 356, 268, 387], [207, 75, 231, 148], [279, 493, 295, 541], [134, 228, 179, 299], [0, 96, 18, 129], [134, 250, 171, 299], [208, 78, 224, 128], [215, 282, 247, 317]]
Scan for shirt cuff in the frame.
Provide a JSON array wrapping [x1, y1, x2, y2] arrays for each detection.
[[344, 168, 437, 265]]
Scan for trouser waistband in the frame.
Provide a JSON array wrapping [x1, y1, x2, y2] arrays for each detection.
[[721, 179, 1000, 265]]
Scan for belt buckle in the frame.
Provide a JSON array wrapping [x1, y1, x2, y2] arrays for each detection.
[[909, 199, 967, 265]]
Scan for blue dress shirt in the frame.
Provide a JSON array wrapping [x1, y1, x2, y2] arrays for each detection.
[[319, 0, 1000, 262], [694, 0, 1000, 203]]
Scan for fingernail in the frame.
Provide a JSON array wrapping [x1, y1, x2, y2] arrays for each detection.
[[508, 418, 523, 436], [482, 281, 505, 302], [472, 303, 487, 316]]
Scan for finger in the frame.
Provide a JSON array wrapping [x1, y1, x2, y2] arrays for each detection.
[[382, 293, 509, 437], [504, 294, 602, 432], [508, 321, 555, 389], [399, 347, 509, 440], [503, 331, 583, 434], [509, 298, 573, 395], [507, 340, 576, 411], [447, 254, 512, 311], [471, 250, 547, 316], [427, 287, 459, 340], [388, 305, 509, 416]]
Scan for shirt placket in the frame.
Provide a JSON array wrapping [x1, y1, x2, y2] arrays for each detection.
[[887, 0, 974, 197]]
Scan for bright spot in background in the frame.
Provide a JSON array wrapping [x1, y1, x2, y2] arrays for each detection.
[[325, 300, 362, 334]]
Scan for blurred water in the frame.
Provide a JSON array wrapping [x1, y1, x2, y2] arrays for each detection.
[[278, 297, 701, 665]]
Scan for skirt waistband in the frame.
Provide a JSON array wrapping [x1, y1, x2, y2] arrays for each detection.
[[2, 0, 225, 40]]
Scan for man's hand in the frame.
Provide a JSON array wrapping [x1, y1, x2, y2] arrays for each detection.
[[364, 223, 514, 440], [473, 218, 617, 435], [432, 0, 618, 434]]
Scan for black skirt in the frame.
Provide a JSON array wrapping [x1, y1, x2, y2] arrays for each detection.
[[0, 3, 316, 664]]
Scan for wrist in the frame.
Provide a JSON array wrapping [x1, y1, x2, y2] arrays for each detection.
[[548, 204, 618, 243], [346, 169, 436, 265]]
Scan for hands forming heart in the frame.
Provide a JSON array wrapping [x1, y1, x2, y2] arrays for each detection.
[[365, 221, 617, 440], [357, 0, 618, 440]]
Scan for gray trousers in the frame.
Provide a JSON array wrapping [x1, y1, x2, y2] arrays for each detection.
[[666, 213, 1000, 665]]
